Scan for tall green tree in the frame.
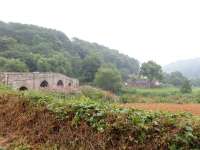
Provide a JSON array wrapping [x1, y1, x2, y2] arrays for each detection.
[[140, 61, 163, 87], [94, 64, 122, 93], [180, 79, 192, 93], [170, 71, 187, 86], [81, 54, 101, 82], [165, 71, 187, 87]]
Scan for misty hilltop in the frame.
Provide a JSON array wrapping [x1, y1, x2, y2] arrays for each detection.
[[163, 58, 200, 79], [0, 21, 139, 81]]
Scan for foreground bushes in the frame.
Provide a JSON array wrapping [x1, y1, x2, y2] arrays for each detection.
[[0, 90, 200, 149]]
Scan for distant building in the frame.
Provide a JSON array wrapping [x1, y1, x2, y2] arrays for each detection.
[[126, 79, 160, 88]]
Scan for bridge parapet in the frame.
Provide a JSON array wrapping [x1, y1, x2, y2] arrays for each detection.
[[0, 72, 79, 93]]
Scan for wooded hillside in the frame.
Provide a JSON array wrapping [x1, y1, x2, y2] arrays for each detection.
[[163, 58, 200, 79], [0, 21, 139, 82]]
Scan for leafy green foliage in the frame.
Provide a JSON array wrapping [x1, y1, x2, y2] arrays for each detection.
[[180, 79, 192, 94], [1, 86, 200, 149], [81, 54, 101, 82], [3, 59, 28, 72], [21, 90, 200, 149], [94, 65, 122, 93], [169, 124, 199, 149], [140, 61, 163, 84], [163, 71, 187, 87]]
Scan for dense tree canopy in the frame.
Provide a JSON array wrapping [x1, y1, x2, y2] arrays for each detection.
[[0, 57, 28, 72], [81, 54, 101, 82], [94, 64, 122, 93], [180, 79, 192, 93], [0, 21, 139, 83], [163, 71, 187, 87], [140, 61, 163, 82]]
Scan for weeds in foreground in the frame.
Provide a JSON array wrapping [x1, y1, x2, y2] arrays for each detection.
[[0, 87, 200, 149], [16, 90, 200, 149]]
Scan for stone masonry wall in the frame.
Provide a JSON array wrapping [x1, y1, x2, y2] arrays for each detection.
[[0, 72, 79, 93]]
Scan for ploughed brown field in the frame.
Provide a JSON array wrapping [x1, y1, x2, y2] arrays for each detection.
[[120, 103, 200, 115]]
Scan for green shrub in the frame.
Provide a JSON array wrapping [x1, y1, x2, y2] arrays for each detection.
[[180, 80, 192, 94], [94, 65, 122, 93]]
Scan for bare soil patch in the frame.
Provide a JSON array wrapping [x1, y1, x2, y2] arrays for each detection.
[[120, 103, 200, 115]]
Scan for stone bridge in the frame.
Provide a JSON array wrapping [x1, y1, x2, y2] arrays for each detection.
[[0, 72, 79, 93]]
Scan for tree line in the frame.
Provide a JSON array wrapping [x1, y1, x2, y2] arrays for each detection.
[[139, 61, 192, 93]]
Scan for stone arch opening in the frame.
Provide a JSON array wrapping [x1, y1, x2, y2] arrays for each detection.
[[57, 80, 64, 87], [19, 86, 28, 91], [68, 82, 72, 87], [40, 80, 48, 88]]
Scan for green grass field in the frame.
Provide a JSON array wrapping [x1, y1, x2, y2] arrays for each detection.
[[120, 87, 200, 103]]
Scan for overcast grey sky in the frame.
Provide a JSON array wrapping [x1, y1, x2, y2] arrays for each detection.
[[1, 0, 200, 65]]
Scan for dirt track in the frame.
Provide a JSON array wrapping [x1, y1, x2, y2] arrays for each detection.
[[120, 103, 200, 115]]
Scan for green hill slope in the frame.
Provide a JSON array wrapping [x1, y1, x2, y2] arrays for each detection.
[[0, 21, 139, 81], [163, 58, 200, 79]]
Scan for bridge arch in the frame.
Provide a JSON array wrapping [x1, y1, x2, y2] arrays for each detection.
[[57, 80, 64, 87], [19, 86, 28, 91], [40, 80, 48, 88], [68, 82, 72, 87]]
